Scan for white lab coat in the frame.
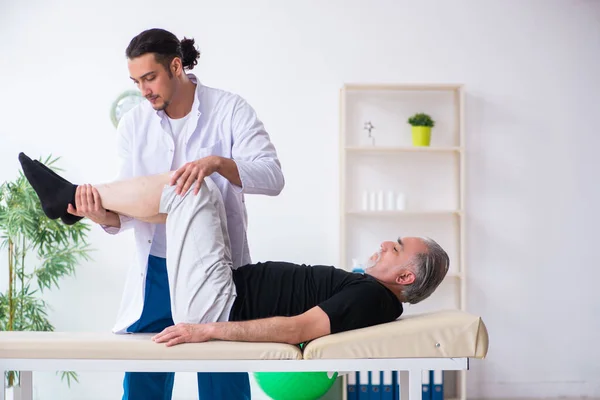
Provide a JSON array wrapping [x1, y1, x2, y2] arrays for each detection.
[[104, 75, 284, 333]]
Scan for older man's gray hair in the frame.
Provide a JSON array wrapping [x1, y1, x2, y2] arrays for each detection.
[[402, 237, 450, 304]]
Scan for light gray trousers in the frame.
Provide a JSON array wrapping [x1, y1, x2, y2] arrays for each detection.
[[158, 176, 237, 325]]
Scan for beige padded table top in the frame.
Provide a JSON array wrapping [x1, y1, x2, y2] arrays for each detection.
[[0, 310, 488, 361], [0, 332, 303, 360], [304, 309, 488, 360]]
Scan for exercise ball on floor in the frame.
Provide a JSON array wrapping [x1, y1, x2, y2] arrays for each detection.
[[254, 371, 338, 400]]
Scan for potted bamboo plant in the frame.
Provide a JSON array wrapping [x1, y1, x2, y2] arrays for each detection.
[[0, 155, 93, 398], [407, 112, 435, 146]]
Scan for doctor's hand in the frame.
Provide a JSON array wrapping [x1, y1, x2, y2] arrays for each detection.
[[169, 156, 221, 195], [152, 322, 213, 347], [66, 184, 109, 224]]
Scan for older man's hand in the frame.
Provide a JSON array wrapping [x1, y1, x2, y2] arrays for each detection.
[[152, 322, 213, 347]]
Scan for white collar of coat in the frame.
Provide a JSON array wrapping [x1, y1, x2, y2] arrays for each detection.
[[153, 73, 203, 120]]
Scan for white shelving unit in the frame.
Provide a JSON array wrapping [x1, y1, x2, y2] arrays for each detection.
[[338, 83, 466, 399]]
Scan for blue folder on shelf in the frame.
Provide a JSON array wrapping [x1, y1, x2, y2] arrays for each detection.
[[351, 368, 443, 399], [422, 370, 432, 400], [432, 370, 443, 400], [358, 370, 370, 399], [381, 370, 393, 400], [347, 371, 358, 400], [370, 371, 381, 400]]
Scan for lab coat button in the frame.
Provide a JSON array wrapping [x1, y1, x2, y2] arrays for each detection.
[[148, 240, 152, 244]]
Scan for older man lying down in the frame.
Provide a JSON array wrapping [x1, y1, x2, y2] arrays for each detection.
[[18, 152, 449, 346]]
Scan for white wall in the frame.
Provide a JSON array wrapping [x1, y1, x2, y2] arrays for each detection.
[[1, 0, 599, 398]]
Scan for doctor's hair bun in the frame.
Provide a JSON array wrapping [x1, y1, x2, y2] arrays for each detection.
[[180, 37, 200, 70]]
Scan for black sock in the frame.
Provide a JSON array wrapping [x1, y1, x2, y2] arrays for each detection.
[[33, 160, 83, 225], [18, 152, 78, 221]]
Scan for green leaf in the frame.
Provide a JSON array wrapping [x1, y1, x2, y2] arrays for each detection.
[[407, 112, 435, 127], [58, 371, 80, 387]]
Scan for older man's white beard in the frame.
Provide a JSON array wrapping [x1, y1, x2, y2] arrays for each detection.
[[366, 249, 382, 269]]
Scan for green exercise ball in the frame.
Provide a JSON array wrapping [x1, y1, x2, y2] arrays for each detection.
[[254, 371, 338, 400]]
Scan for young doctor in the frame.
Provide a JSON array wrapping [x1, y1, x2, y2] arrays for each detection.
[[65, 28, 285, 400]]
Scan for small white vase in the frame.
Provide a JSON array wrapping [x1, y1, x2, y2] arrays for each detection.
[[6, 385, 22, 400]]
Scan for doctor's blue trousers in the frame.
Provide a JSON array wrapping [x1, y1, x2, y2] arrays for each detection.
[[122, 255, 251, 400]]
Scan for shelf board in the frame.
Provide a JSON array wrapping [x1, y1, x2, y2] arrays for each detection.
[[343, 83, 463, 91], [347, 210, 462, 217], [345, 146, 462, 153]]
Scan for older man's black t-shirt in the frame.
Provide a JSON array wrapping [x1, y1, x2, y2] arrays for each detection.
[[229, 261, 403, 334]]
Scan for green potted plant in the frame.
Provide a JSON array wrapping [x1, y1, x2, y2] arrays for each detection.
[[0, 155, 93, 397], [407, 112, 435, 146]]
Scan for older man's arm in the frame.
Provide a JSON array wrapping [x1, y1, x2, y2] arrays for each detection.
[[152, 306, 331, 347]]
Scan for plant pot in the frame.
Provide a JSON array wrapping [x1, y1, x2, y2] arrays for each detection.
[[6, 385, 22, 400], [411, 126, 431, 146]]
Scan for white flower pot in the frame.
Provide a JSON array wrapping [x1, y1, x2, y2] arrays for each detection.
[[5, 385, 22, 400]]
